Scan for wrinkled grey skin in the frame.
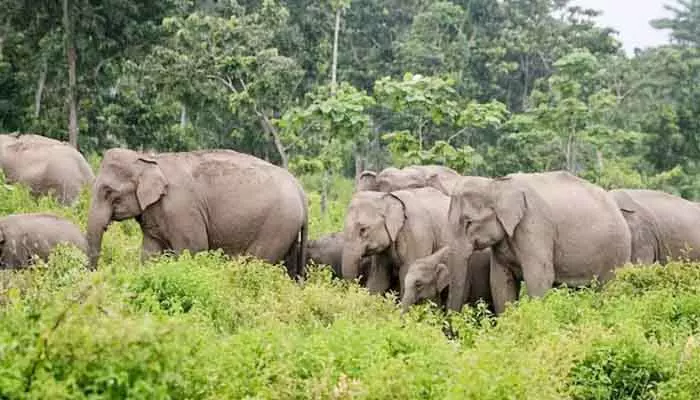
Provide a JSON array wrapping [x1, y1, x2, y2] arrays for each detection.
[[305, 232, 371, 281], [401, 246, 494, 314], [341, 187, 452, 296], [356, 165, 460, 193], [447, 171, 631, 315], [87, 148, 308, 277], [611, 189, 700, 264], [0, 213, 87, 269], [0, 133, 94, 206]]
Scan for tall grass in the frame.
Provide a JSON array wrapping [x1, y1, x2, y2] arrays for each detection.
[[0, 171, 698, 398]]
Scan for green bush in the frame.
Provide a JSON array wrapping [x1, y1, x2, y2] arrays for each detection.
[[1, 172, 700, 398], [569, 336, 672, 400]]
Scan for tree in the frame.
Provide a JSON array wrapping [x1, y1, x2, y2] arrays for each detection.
[[652, 0, 700, 47], [279, 82, 374, 212]]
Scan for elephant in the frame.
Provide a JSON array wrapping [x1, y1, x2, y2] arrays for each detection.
[[341, 186, 452, 296], [305, 232, 371, 281], [86, 148, 308, 277], [611, 189, 700, 264], [401, 246, 494, 314], [356, 165, 460, 193], [0, 133, 94, 206], [0, 213, 87, 268], [446, 171, 631, 315]]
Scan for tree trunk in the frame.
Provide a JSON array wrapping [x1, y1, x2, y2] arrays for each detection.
[[180, 104, 187, 128], [322, 6, 342, 215], [354, 151, 363, 181], [321, 169, 329, 214], [565, 131, 577, 174], [330, 7, 341, 94], [259, 113, 289, 169], [34, 59, 48, 118], [63, 0, 78, 148]]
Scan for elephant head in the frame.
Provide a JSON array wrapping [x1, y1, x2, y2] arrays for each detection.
[[87, 148, 168, 268], [341, 191, 406, 293], [401, 246, 450, 314], [374, 166, 458, 193], [356, 171, 378, 191], [446, 176, 522, 311]]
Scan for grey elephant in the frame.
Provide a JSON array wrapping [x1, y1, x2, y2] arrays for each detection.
[[305, 232, 371, 281], [611, 189, 700, 264], [356, 165, 460, 193], [0, 213, 87, 268], [341, 186, 452, 296], [446, 171, 631, 314], [401, 246, 493, 314], [86, 148, 308, 277], [0, 133, 94, 206]]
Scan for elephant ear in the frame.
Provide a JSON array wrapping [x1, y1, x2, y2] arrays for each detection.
[[426, 173, 453, 196], [610, 190, 637, 214], [436, 263, 450, 292], [430, 246, 450, 264], [356, 171, 378, 191], [383, 193, 406, 242], [136, 158, 168, 211], [493, 180, 527, 238]]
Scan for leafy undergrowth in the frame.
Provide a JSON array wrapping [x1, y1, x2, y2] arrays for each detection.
[[0, 174, 700, 398], [0, 248, 699, 399]]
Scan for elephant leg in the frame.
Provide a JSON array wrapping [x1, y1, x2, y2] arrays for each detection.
[[490, 257, 518, 315], [519, 253, 555, 298], [167, 220, 209, 256], [247, 216, 303, 268], [141, 234, 166, 263]]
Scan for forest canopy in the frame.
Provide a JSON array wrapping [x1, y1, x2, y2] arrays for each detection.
[[1, 0, 700, 197]]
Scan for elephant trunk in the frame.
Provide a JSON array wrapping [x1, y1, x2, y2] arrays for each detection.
[[86, 199, 111, 270], [400, 291, 417, 315], [446, 243, 472, 312], [341, 244, 365, 280]]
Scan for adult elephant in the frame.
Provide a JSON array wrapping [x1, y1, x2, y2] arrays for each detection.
[[341, 186, 451, 295], [446, 171, 631, 314], [0, 213, 87, 268], [356, 165, 460, 193], [401, 246, 493, 314], [0, 133, 94, 205], [86, 148, 308, 277], [611, 189, 700, 264]]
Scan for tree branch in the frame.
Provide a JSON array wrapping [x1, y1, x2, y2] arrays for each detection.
[[207, 74, 238, 93]]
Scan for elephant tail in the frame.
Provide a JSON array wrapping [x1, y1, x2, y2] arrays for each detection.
[[284, 209, 308, 280], [297, 218, 308, 279]]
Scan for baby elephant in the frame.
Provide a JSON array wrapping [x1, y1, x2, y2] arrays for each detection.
[[401, 246, 493, 314], [0, 213, 87, 268], [306, 232, 371, 282]]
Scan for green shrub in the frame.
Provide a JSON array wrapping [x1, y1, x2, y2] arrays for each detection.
[[568, 336, 672, 400], [2, 171, 700, 398]]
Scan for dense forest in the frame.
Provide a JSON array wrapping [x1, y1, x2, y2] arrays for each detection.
[[2, 0, 700, 197]]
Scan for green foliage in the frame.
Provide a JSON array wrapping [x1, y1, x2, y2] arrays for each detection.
[[568, 337, 671, 400], [0, 172, 699, 397], [4, 0, 700, 196], [280, 82, 375, 175], [298, 173, 354, 237]]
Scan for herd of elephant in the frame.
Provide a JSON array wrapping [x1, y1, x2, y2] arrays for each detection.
[[308, 165, 700, 315], [1, 133, 699, 316]]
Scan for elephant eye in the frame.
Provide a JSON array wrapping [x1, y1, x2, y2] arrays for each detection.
[[359, 226, 368, 236]]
